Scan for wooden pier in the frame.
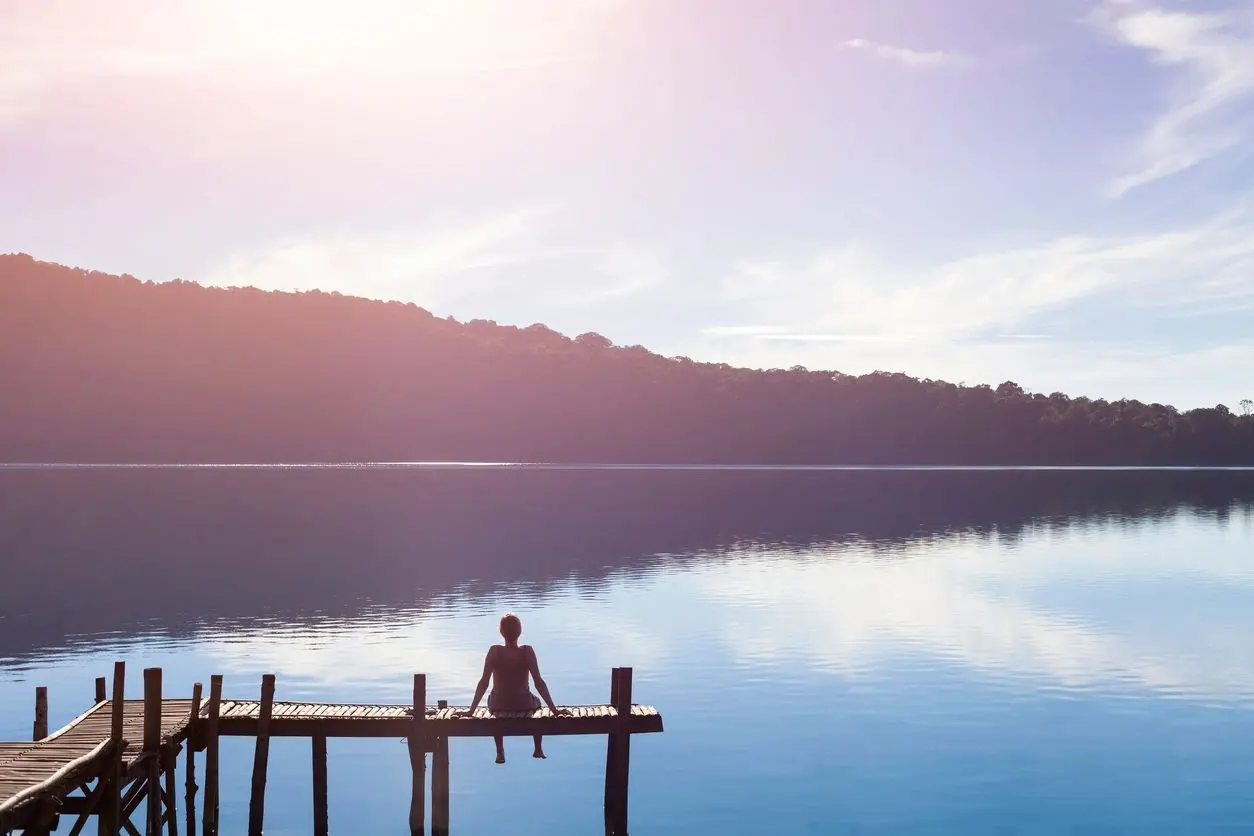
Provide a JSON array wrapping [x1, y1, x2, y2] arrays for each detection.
[[0, 664, 661, 835]]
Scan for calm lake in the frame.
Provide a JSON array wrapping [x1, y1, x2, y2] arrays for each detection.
[[2, 466, 1254, 834]]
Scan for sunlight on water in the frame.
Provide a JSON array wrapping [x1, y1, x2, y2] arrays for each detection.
[[2, 470, 1253, 833]]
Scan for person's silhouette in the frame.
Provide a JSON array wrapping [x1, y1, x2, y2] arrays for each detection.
[[460, 612, 569, 762]]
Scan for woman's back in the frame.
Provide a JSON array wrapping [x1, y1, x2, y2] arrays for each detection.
[[490, 644, 531, 696]]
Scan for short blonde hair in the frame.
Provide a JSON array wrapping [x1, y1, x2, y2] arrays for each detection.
[[499, 612, 522, 641]]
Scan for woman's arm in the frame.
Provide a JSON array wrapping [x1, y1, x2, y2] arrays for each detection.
[[526, 646, 564, 714], [466, 647, 496, 713]]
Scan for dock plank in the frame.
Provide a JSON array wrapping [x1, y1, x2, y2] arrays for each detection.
[[212, 701, 662, 739], [0, 699, 195, 826]]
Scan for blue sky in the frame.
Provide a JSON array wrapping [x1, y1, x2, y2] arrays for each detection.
[[3, 0, 1253, 409]]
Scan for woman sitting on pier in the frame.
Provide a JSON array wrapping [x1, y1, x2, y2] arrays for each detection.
[[461, 612, 568, 762]]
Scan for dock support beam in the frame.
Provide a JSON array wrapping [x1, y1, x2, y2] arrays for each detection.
[[312, 735, 329, 836], [432, 700, 449, 836], [202, 675, 222, 836], [34, 686, 48, 741], [247, 673, 276, 836], [144, 667, 164, 836], [603, 667, 633, 836], [186, 682, 202, 836], [164, 754, 180, 836], [96, 677, 108, 704], [408, 674, 427, 836]]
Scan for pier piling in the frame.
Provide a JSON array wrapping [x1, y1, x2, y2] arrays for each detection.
[[143, 667, 163, 836], [312, 734, 329, 836], [432, 699, 450, 836], [186, 682, 202, 836], [409, 674, 427, 836], [202, 675, 222, 836], [247, 674, 276, 836]]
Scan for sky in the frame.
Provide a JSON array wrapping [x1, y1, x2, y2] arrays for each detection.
[[3, 0, 1254, 410]]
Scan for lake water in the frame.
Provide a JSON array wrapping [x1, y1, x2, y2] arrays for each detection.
[[2, 466, 1254, 834]]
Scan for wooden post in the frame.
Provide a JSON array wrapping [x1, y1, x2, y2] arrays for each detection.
[[165, 758, 180, 836], [33, 685, 48, 740], [96, 677, 108, 704], [408, 674, 427, 836], [247, 674, 276, 836], [432, 699, 449, 836], [312, 735, 328, 836], [202, 676, 223, 836], [186, 682, 202, 836], [603, 668, 620, 835], [603, 667, 633, 836], [613, 668, 634, 836], [100, 661, 126, 836], [143, 667, 163, 836]]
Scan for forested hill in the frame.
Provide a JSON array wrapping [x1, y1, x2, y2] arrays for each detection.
[[2, 253, 1252, 465]]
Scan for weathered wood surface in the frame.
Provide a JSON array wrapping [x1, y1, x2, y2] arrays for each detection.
[[213, 700, 664, 738], [0, 699, 195, 825]]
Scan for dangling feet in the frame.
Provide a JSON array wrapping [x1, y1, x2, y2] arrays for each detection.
[[495, 752, 506, 764], [532, 745, 546, 760]]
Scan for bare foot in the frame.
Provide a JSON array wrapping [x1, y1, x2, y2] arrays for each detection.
[[495, 753, 506, 764], [532, 749, 546, 760]]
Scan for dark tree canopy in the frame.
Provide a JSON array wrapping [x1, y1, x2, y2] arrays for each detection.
[[2, 253, 1252, 465]]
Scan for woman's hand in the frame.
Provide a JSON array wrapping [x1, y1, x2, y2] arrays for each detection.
[[454, 708, 476, 718], [551, 706, 573, 716]]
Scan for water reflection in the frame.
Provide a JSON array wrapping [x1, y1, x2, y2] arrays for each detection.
[[5, 469, 1249, 692], [3, 468, 1254, 834]]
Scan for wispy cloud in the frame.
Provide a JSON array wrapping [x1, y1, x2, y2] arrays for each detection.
[[196, 207, 668, 320], [710, 206, 1254, 345], [838, 38, 972, 69], [198, 207, 557, 306], [1091, 0, 1254, 196]]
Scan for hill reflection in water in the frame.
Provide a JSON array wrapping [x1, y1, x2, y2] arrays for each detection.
[[2, 467, 1251, 665]]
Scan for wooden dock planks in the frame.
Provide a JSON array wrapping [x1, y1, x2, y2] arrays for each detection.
[[211, 700, 663, 739], [0, 699, 195, 825]]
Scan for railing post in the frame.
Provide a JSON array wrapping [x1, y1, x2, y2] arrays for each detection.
[[33, 686, 48, 741]]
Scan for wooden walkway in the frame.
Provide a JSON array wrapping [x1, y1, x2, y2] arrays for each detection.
[[0, 665, 661, 836], [0, 699, 194, 817], [215, 700, 663, 740]]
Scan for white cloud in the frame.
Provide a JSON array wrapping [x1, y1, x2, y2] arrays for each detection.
[[1091, 0, 1254, 196], [691, 514, 1254, 705], [195, 208, 667, 319], [710, 210, 1254, 345], [838, 38, 972, 69], [198, 208, 557, 308]]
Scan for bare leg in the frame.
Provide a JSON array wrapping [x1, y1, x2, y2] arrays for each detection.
[[532, 735, 546, 759], [494, 735, 505, 763]]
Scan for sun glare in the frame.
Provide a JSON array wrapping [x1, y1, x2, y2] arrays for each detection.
[[205, 0, 575, 73]]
